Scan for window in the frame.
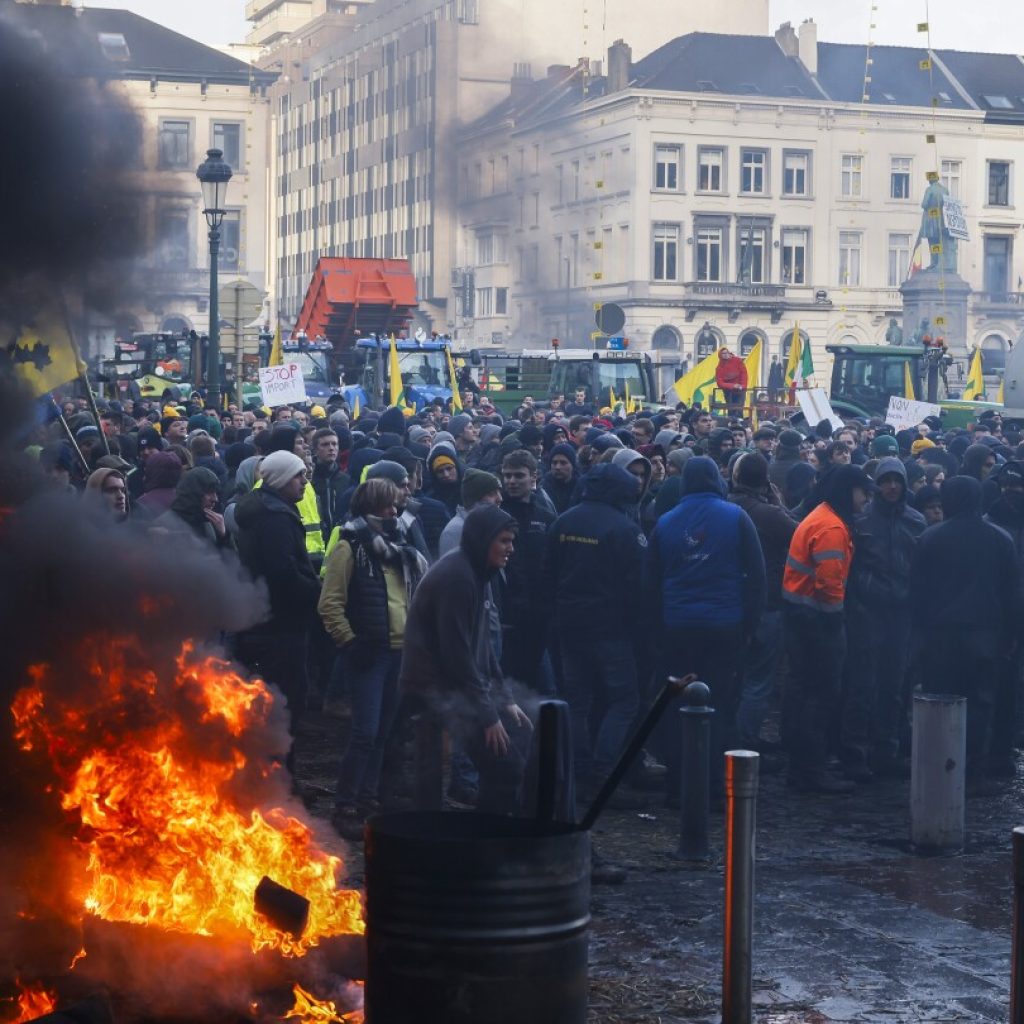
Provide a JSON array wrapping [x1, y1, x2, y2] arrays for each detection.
[[984, 235, 1012, 295], [941, 159, 962, 199], [652, 224, 679, 281], [988, 161, 1011, 206], [781, 228, 808, 284], [738, 226, 766, 284], [530, 192, 539, 227], [156, 207, 190, 268], [984, 95, 1014, 109], [571, 160, 581, 201], [654, 144, 681, 190], [841, 154, 863, 197], [697, 147, 724, 192], [887, 232, 911, 286], [696, 228, 723, 282], [890, 157, 912, 199], [158, 120, 191, 168], [740, 149, 767, 195], [556, 164, 564, 204], [475, 287, 493, 317], [213, 122, 242, 170], [839, 230, 862, 286], [475, 232, 494, 265], [783, 151, 809, 196], [218, 211, 241, 271], [981, 333, 1008, 372], [495, 287, 508, 316]]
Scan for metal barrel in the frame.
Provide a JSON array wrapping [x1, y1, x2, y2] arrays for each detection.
[[364, 811, 591, 1024], [910, 693, 966, 855], [1012, 826, 1024, 1024], [722, 750, 759, 1024]]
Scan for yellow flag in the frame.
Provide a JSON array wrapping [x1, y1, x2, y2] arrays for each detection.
[[997, 377, 1005, 404], [962, 347, 986, 401], [743, 340, 763, 422], [783, 324, 802, 387], [268, 322, 283, 366], [671, 350, 719, 406], [388, 334, 405, 408], [608, 385, 615, 409], [624, 378, 631, 412], [904, 361, 916, 401], [4, 306, 87, 397], [445, 346, 462, 411], [352, 392, 360, 420]]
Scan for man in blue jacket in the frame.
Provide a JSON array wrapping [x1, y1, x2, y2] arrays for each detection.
[[646, 456, 765, 801], [546, 464, 646, 796]]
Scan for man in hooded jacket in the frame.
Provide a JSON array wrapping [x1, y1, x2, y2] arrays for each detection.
[[400, 505, 532, 813], [911, 475, 1019, 786], [840, 457, 925, 779], [546, 464, 646, 795]]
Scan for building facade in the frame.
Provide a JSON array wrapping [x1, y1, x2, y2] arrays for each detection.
[[455, 22, 1024, 391]]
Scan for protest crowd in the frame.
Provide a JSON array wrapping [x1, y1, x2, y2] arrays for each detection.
[[24, 377, 1024, 844]]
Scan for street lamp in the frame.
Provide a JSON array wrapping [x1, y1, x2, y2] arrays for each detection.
[[196, 147, 233, 409]]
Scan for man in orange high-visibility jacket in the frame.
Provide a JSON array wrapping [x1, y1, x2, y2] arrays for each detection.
[[782, 465, 874, 793]]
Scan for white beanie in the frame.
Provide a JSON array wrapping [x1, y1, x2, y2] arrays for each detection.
[[259, 450, 306, 491]]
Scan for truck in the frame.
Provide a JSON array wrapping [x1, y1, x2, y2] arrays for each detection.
[[453, 347, 663, 414], [95, 332, 202, 402], [338, 336, 454, 411]]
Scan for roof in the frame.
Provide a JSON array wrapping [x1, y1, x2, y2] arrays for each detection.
[[934, 50, 1024, 121], [0, 2, 275, 87]]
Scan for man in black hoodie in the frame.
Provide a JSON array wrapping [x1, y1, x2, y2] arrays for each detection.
[[841, 457, 925, 780], [400, 505, 531, 813], [910, 476, 1019, 788], [546, 464, 646, 794]]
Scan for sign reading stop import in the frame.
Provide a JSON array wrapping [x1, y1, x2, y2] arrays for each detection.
[[258, 362, 308, 407]]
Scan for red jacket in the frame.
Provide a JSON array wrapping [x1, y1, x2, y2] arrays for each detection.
[[715, 354, 747, 392]]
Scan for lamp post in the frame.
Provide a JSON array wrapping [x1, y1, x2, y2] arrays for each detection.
[[196, 148, 233, 409]]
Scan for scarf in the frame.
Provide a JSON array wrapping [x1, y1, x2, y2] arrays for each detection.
[[344, 515, 427, 601]]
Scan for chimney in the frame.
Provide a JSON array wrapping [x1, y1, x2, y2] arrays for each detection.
[[798, 18, 818, 75], [547, 64, 571, 79], [510, 62, 533, 103], [774, 21, 798, 58], [606, 39, 632, 93]]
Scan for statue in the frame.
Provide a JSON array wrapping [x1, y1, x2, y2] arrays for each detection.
[[885, 317, 903, 346], [916, 171, 958, 274], [910, 317, 931, 347]]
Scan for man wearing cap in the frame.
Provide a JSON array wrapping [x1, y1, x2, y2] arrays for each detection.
[[233, 449, 322, 767], [439, 469, 503, 557], [767, 428, 803, 492], [841, 457, 926, 781], [448, 413, 479, 461]]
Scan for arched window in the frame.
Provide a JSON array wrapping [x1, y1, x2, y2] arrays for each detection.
[[981, 333, 1007, 373], [160, 315, 192, 335], [695, 322, 721, 360], [739, 329, 763, 357], [652, 325, 681, 351], [781, 328, 809, 361]]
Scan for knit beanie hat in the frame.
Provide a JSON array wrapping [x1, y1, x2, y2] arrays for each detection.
[[734, 452, 770, 489], [462, 469, 502, 507], [431, 454, 457, 471], [777, 428, 803, 450], [259, 450, 306, 491], [448, 413, 473, 438], [911, 437, 936, 456], [871, 434, 900, 457], [366, 460, 409, 484]]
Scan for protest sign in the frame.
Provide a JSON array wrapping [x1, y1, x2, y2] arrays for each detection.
[[258, 362, 308, 407], [796, 388, 845, 433], [885, 396, 941, 432]]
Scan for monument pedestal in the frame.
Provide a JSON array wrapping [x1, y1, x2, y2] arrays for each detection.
[[901, 269, 971, 351]]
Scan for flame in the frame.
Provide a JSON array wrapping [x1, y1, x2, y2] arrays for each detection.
[[282, 984, 363, 1023], [68, 947, 87, 971], [8, 980, 57, 1023], [11, 637, 363, 956]]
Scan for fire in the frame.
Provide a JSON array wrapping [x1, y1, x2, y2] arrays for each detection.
[[11, 637, 363, 956], [282, 984, 363, 1023], [8, 980, 57, 1023]]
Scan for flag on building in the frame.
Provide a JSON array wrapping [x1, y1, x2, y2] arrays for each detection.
[[445, 346, 462, 411], [268, 322, 283, 366], [388, 334, 406, 408], [671, 350, 718, 406], [962, 347, 986, 401], [784, 324, 802, 388], [3, 306, 87, 397], [904, 361, 916, 400]]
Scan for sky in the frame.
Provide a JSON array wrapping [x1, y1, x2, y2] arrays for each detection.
[[84, 0, 1024, 54]]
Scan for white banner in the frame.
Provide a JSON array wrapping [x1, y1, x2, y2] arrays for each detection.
[[943, 197, 969, 241], [885, 395, 941, 432], [797, 388, 845, 433], [258, 362, 308, 407]]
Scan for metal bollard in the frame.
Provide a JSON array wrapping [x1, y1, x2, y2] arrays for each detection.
[[677, 681, 713, 862], [413, 711, 444, 811], [535, 699, 576, 824], [910, 693, 966, 855], [1013, 827, 1024, 1024], [722, 750, 759, 1024]]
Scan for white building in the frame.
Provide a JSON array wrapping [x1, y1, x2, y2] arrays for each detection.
[[456, 21, 1024, 388]]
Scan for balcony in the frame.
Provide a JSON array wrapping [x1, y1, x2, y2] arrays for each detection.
[[680, 281, 787, 322], [972, 291, 1024, 312]]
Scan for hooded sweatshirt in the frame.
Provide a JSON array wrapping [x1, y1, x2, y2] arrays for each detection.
[[135, 451, 183, 517], [424, 442, 464, 515], [399, 504, 515, 726], [156, 466, 226, 546], [541, 442, 579, 516], [647, 456, 765, 631]]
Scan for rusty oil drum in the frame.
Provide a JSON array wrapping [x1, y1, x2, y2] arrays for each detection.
[[364, 811, 590, 1023]]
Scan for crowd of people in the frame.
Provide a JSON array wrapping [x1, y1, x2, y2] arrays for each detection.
[[25, 381, 1024, 833]]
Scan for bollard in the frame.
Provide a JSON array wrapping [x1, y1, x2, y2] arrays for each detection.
[[535, 699, 576, 824], [1013, 827, 1024, 1024], [413, 711, 444, 811], [910, 694, 966, 855], [722, 750, 759, 1024], [677, 681, 713, 862]]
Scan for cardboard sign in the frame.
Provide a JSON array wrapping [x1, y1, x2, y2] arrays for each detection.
[[796, 388, 845, 432], [885, 396, 941, 432], [943, 197, 969, 241], [258, 362, 308, 407]]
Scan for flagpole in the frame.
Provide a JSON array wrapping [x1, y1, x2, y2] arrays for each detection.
[[49, 396, 90, 473], [59, 298, 110, 456]]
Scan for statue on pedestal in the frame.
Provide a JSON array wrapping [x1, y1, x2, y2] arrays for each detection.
[[916, 172, 958, 274], [885, 317, 903, 346]]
